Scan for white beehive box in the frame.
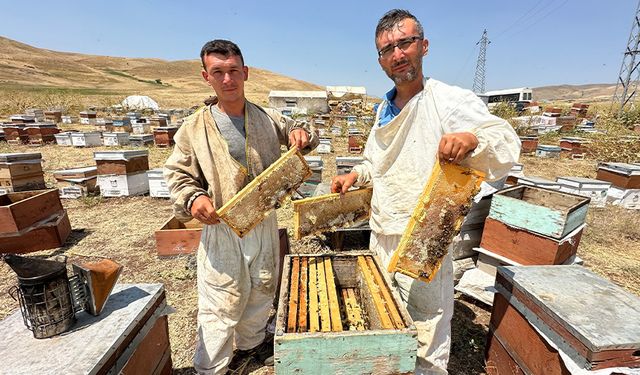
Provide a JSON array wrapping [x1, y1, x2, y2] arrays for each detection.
[[54, 132, 73, 146], [556, 177, 610, 208], [71, 132, 102, 147], [102, 132, 130, 146], [607, 186, 640, 210], [147, 168, 170, 198], [97, 171, 149, 197]]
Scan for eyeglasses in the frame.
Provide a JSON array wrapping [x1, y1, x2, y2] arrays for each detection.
[[377, 36, 422, 58]]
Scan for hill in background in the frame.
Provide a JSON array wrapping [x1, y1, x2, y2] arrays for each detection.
[[0, 36, 618, 110], [0, 36, 323, 109]]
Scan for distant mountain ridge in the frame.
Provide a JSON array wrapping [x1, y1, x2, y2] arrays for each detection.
[[0, 36, 617, 106]]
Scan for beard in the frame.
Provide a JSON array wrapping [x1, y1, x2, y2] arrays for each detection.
[[384, 57, 422, 84]]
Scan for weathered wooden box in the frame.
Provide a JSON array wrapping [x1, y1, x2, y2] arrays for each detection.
[[25, 123, 60, 144], [155, 216, 203, 256], [519, 136, 538, 153], [0, 210, 71, 254], [217, 147, 311, 237], [488, 185, 590, 239], [556, 176, 610, 208], [480, 217, 583, 265], [488, 266, 640, 372], [0, 283, 172, 374], [0, 189, 63, 234], [94, 150, 150, 175], [53, 166, 98, 198], [3, 125, 29, 144], [0, 153, 45, 193], [292, 188, 372, 240], [388, 163, 484, 282], [153, 126, 178, 147], [596, 162, 640, 189], [132, 122, 151, 135], [296, 156, 323, 198], [129, 133, 154, 146], [275, 253, 417, 374]]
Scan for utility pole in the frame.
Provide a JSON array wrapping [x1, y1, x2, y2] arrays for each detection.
[[611, 0, 640, 114], [473, 29, 490, 94]]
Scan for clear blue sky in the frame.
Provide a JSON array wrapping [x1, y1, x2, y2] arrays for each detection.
[[0, 0, 636, 97]]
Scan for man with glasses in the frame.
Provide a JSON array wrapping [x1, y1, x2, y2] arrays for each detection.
[[164, 39, 317, 374], [332, 9, 520, 374]]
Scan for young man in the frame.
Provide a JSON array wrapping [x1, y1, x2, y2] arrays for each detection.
[[332, 9, 521, 375], [164, 39, 317, 375]]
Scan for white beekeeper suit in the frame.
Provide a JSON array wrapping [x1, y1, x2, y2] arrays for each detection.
[[352, 77, 521, 374]]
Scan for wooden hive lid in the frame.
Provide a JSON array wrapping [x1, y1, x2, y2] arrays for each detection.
[[0, 152, 43, 163], [497, 265, 640, 352], [598, 162, 640, 176], [93, 149, 149, 161]]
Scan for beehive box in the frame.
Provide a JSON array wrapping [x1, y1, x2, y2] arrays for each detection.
[[0, 153, 45, 193], [94, 150, 149, 176], [102, 132, 130, 146], [217, 147, 311, 237], [148, 169, 170, 198], [556, 176, 610, 208], [54, 166, 99, 199], [489, 185, 590, 239], [0, 210, 71, 254], [535, 144, 561, 158], [517, 175, 562, 190], [596, 162, 640, 189], [388, 163, 484, 282], [275, 253, 417, 374], [97, 172, 149, 197], [71, 132, 102, 147], [296, 156, 323, 198], [54, 132, 73, 146], [153, 126, 178, 147], [132, 122, 151, 135], [336, 156, 364, 176], [0, 283, 172, 374], [292, 188, 372, 239], [607, 186, 640, 210], [488, 266, 640, 371], [155, 216, 203, 256], [0, 189, 63, 234], [129, 133, 154, 146], [25, 123, 59, 144], [519, 136, 538, 153], [480, 217, 583, 265]]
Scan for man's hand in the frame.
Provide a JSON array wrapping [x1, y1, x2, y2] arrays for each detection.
[[191, 195, 220, 225], [331, 172, 358, 194], [289, 128, 309, 150], [438, 132, 479, 164]]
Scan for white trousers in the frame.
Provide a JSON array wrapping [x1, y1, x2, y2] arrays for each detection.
[[194, 212, 279, 375], [371, 232, 454, 375]]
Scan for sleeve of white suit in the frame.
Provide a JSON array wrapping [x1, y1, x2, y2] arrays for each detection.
[[352, 132, 375, 187], [441, 90, 521, 181]]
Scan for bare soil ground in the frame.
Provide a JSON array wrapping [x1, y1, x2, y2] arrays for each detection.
[[0, 136, 638, 375]]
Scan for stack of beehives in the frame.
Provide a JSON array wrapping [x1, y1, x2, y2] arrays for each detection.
[[94, 150, 150, 197], [53, 166, 98, 199], [596, 162, 640, 210], [456, 185, 590, 305], [486, 266, 640, 374], [0, 153, 46, 194]]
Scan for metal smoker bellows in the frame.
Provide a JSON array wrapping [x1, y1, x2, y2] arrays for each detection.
[[3, 254, 122, 339]]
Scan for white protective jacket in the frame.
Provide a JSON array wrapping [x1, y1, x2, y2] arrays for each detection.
[[353, 78, 521, 236]]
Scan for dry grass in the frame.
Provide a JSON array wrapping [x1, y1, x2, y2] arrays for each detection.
[[1, 121, 639, 374]]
